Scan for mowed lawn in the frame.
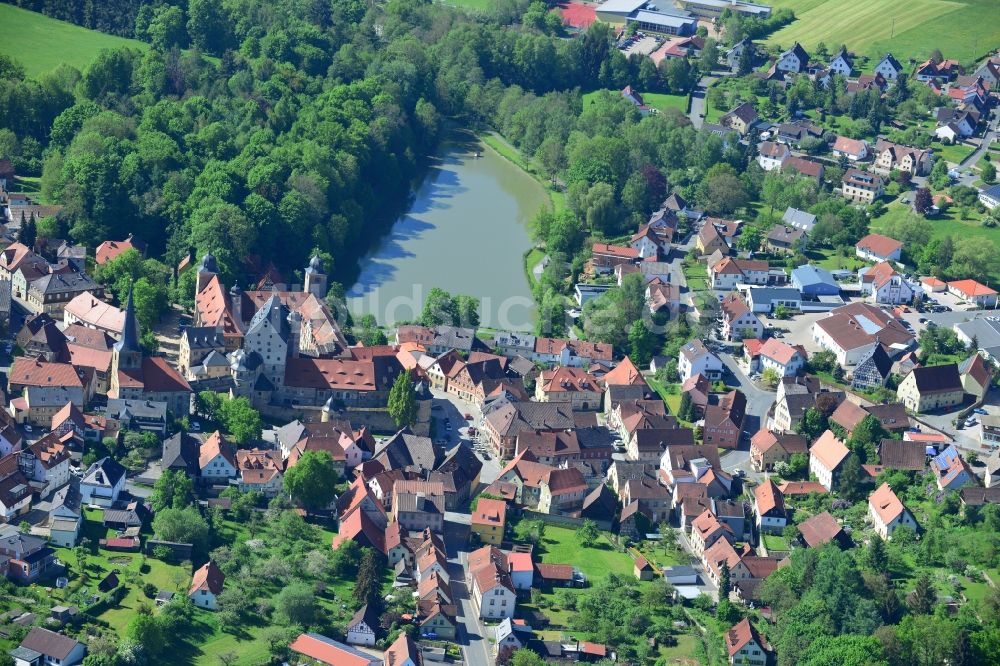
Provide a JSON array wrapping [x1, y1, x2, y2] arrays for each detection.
[[583, 89, 689, 114], [765, 0, 1000, 65], [0, 4, 147, 77], [537, 526, 635, 582]]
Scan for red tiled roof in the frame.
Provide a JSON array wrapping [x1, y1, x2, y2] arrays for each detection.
[[188, 560, 224, 596], [856, 233, 902, 258], [947, 279, 997, 297], [592, 243, 639, 259], [10, 358, 82, 388], [810, 430, 850, 472], [869, 482, 907, 525], [142, 356, 192, 393]]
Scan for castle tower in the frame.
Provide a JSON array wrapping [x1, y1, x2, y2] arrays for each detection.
[[303, 255, 327, 299], [196, 252, 218, 298]]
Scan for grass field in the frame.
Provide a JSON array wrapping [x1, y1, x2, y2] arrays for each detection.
[[930, 140, 977, 165], [537, 526, 635, 582], [436, 0, 494, 10], [765, 0, 1000, 66], [583, 89, 689, 114], [0, 4, 148, 77]]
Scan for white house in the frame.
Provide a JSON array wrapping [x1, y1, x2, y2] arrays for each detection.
[[827, 49, 853, 76], [0, 474, 32, 523], [757, 141, 790, 171], [979, 184, 1000, 210], [188, 560, 225, 610], [753, 480, 786, 535], [873, 53, 903, 81], [859, 262, 914, 305], [678, 339, 723, 381], [809, 430, 849, 491], [757, 338, 806, 377], [14, 628, 87, 666], [832, 136, 868, 161], [855, 233, 902, 263], [776, 42, 808, 73], [868, 482, 916, 540], [79, 457, 127, 507], [345, 605, 379, 647], [198, 432, 237, 480]]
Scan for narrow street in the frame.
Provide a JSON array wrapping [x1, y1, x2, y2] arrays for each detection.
[[443, 516, 491, 666], [687, 74, 718, 129]]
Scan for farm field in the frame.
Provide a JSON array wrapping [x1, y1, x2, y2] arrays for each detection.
[[765, 0, 1000, 66], [0, 4, 148, 77]]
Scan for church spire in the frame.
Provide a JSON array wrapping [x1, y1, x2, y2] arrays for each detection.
[[114, 286, 141, 354]]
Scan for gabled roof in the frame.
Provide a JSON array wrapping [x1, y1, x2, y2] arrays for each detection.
[[797, 511, 846, 548], [188, 560, 225, 596], [907, 363, 962, 393], [289, 633, 380, 666], [869, 482, 907, 525], [18, 627, 82, 661], [754, 480, 784, 516], [602, 356, 647, 387], [878, 439, 926, 471], [810, 430, 849, 471], [856, 233, 902, 257], [199, 431, 235, 470], [959, 353, 993, 389], [725, 618, 769, 656]]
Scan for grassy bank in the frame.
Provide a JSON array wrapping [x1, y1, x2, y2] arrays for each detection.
[[0, 4, 148, 77]]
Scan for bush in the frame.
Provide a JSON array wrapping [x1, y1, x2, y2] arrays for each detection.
[[143, 583, 157, 599]]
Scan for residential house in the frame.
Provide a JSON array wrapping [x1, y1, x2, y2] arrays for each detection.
[[471, 497, 507, 545], [959, 353, 993, 399], [592, 243, 639, 274], [832, 136, 869, 161], [868, 482, 917, 539], [468, 545, 516, 620], [538, 467, 588, 514], [0, 473, 32, 523], [681, 373, 711, 418], [235, 449, 284, 496], [809, 430, 850, 491], [947, 279, 998, 308], [980, 184, 1000, 210], [860, 261, 913, 304], [766, 225, 804, 254], [531, 337, 613, 368], [757, 141, 790, 171], [782, 207, 816, 233], [841, 168, 884, 204], [930, 445, 975, 491], [791, 265, 839, 296], [690, 510, 734, 557], [345, 604, 379, 646], [874, 53, 904, 81], [288, 633, 380, 666], [95, 234, 144, 265], [0, 528, 58, 583], [12, 627, 86, 666], [754, 480, 786, 534], [678, 339, 723, 381], [776, 42, 808, 73], [720, 293, 764, 341], [852, 345, 893, 390], [621, 86, 652, 115], [708, 258, 771, 291], [79, 457, 126, 507], [8, 357, 86, 426], [535, 366, 603, 411], [384, 632, 422, 666], [897, 364, 963, 413], [392, 480, 445, 533], [198, 431, 238, 481], [827, 48, 853, 76], [19, 434, 71, 492], [873, 139, 933, 176], [188, 560, 225, 610], [696, 221, 730, 255], [704, 390, 746, 450], [725, 618, 770, 666], [481, 398, 575, 459], [62, 292, 124, 339], [720, 102, 758, 135], [749, 429, 807, 471], [798, 511, 850, 549], [755, 338, 806, 377], [781, 156, 825, 184]]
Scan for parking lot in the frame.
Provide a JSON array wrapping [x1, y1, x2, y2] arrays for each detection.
[[620, 34, 660, 57]]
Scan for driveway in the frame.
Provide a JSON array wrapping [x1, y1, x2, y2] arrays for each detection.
[[688, 75, 719, 129]]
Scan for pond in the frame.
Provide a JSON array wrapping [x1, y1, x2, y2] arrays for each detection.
[[347, 131, 548, 330]]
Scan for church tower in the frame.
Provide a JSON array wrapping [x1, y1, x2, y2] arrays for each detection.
[[303, 255, 327, 299], [110, 286, 143, 397]]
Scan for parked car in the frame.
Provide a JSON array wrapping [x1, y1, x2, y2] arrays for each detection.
[[190, 420, 201, 432], [974, 408, 988, 415], [965, 417, 978, 427]]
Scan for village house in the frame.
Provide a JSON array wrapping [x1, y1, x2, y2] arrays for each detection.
[[235, 449, 284, 496], [841, 168, 884, 204], [471, 497, 507, 545], [720, 102, 758, 135], [930, 445, 975, 491], [11, 627, 87, 666], [188, 560, 225, 610], [872, 139, 933, 176], [947, 279, 998, 309], [851, 345, 894, 391], [481, 398, 575, 459], [753, 338, 806, 377], [753, 479, 787, 534], [538, 467, 588, 515], [749, 429, 808, 472], [592, 243, 639, 274], [62, 292, 124, 339], [832, 136, 869, 161], [798, 511, 850, 549], [468, 545, 517, 620], [782, 207, 817, 233], [980, 183, 1000, 210], [681, 373, 711, 418], [868, 482, 916, 540], [620, 86, 652, 115], [781, 156, 825, 184], [535, 366, 603, 411], [345, 604, 380, 646], [874, 52, 904, 80], [725, 618, 770, 666], [689, 510, 734, 557], [25, 272, 104, 317], [531, 336, 613, 368], [708, 258, 772, 291], [720, 294, 764, 341], [199, 431, 238, 482], [897, 364, 963, 413], [765, 225, 804, 254], [827, 48, 853, 76], [809, 430, 850, 491], [678, 339, 723, 381], [757, 141, 791, 171], [392, 480, 446, 533], [288, 633, 381, 666], [704, 390, 746, 450], [79, 457, 126, 507], [959, 353, 993, 399], [95, 234, 144, 265], [8, 357, 86, 426], [859, 261, 914, 305], [776, 42, 808, 73]]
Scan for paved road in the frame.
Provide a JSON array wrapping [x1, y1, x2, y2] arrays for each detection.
[[717, 351, 776, 433], [957, 111, 999, 169], [430, 388, 502, 486], [688, 75, 719, 129], [443, 517, 491, 666]]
